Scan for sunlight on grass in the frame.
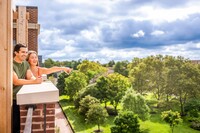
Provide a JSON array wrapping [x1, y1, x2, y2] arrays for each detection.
[[59, 95, 200, 133]]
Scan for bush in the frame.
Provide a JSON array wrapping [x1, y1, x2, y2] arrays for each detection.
[[78, 95, 100, 116], [185, 98, 200, 118], [190, 122, 200, 131], [111, 111, 140, 133], [74, 84, 100, 108], [121, 90, 150, 121]]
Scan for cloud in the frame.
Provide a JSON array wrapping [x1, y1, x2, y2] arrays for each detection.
[[151, 30, 165, 36], [131, 30, 145, 38], [14, 0, 200, 63]]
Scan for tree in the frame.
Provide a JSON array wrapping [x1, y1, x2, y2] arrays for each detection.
[[65, 71, 88, 100], [111, 111, 140, 133], [86, 104, 108, 132], [78, 95, 100, 116], [95, 76, 110, 107], [107, 60, 115, 67], [161, 110, 182, 133], [121, 89, 150, 121], [114, 60, 129, 77], [128, 61, 151, 95], [73, 83, 100, 108], [44, 58, 55, 68], [77, 60, 107, 82], [107, 73, 131, 111], [56, 72, 69, 95]]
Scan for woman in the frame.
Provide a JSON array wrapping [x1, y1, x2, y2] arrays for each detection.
[[26, 51, 72, 77]]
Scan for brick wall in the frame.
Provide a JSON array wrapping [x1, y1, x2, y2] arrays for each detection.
[[27, 6, 38, 53], [20, 103, 55, 133]]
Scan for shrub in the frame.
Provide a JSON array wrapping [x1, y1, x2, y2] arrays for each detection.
[[111, 111, 140, 133], [78, 95, 100, 116]]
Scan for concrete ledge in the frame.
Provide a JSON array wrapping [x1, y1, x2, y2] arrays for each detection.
[[17, 81, 59, 105]]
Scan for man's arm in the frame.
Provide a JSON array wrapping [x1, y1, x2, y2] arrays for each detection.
[[13, 71, 42, 86]]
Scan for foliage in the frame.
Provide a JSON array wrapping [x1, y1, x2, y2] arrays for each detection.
[[107, 60, 115, 67], [65, 71, 88, 100], [73, 84, 100, 108], [44, 58, 55, 68], [78, 95, 100, 116], [95, 76, 110, 107], [107, 73, 131, 110], [121, 89, 150, 121], [77, 60, 107, 82], [86, 103, 108, 131], [111, 111, 140, 133], [190, 118, 200, 131], [128, 55, 200, 115], [106, 106, 118, 116], [56, 72, 69, 95], [114, 60, 129, 77], [60, 95, 200, 133], [161, 110, 182, 133], [185, 98, 200, 118]]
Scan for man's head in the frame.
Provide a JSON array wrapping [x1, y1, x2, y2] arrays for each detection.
[[13, 44, 28, 62]]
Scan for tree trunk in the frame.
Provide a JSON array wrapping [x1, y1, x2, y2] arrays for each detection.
[[98, 124, 100, 131], [179, 96, 184, 116]]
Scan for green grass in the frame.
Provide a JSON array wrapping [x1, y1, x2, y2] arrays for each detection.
[[59, 95, 200, 133]]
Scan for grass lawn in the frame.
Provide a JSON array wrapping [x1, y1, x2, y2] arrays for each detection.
[[59, 95, 200, 133]]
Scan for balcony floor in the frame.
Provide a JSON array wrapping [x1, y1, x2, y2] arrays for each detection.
[[55, 102, 73, 133]]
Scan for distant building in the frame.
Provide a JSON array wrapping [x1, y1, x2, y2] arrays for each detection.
[[191, 60, 200, 64], [38, 55, 43, 67]]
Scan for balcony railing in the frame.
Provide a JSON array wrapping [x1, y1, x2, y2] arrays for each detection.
[[17, 81, 59, 133]]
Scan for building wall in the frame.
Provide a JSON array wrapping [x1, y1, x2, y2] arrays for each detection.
[[13, 6, 39, 53]]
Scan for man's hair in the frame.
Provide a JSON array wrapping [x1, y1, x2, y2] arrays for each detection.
[[13, 43, 27, 56]]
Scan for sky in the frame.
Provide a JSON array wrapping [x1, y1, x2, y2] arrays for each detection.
[[15, 0, 200, 63]]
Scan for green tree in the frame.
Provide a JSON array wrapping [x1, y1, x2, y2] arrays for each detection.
[[111, 111, 140, 133], [114, 60, 129, 77], [65, 71, 88, 100], [78, 95, 100, 116], [129, 61, 151, 95], [107, 73, 131, 110], [121, 89, 150, 121], [74, 84, 100, 108], [95, 76, 110, 107], [56, 72, 69, 95], [44, 58, 55, 68], [86, 104, 108, 132], [107, 60, 115, 67], [161, 110, 182, 133], [77, 60, 107, 82]]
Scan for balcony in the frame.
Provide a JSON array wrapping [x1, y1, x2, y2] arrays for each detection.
[[17, 81, 73, 133]]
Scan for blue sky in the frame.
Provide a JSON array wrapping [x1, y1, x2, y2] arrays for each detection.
[[15, 0, 200, 63]]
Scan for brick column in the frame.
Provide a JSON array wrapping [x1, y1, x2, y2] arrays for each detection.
[[20, 103, 56, 133]]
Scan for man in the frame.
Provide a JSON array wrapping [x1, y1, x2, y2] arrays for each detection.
[[13, 44, 42, 133]]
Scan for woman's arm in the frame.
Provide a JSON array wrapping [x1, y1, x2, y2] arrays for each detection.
[[39, 67, 72, 75]]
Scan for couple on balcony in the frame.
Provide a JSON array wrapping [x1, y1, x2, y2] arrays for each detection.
[[12, 43, 72, 133]]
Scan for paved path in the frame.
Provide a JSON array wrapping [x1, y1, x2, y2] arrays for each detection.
[[55, 102, 73, 133]]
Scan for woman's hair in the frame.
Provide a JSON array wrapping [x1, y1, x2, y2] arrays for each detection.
[[26, 50, 39, 66]]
